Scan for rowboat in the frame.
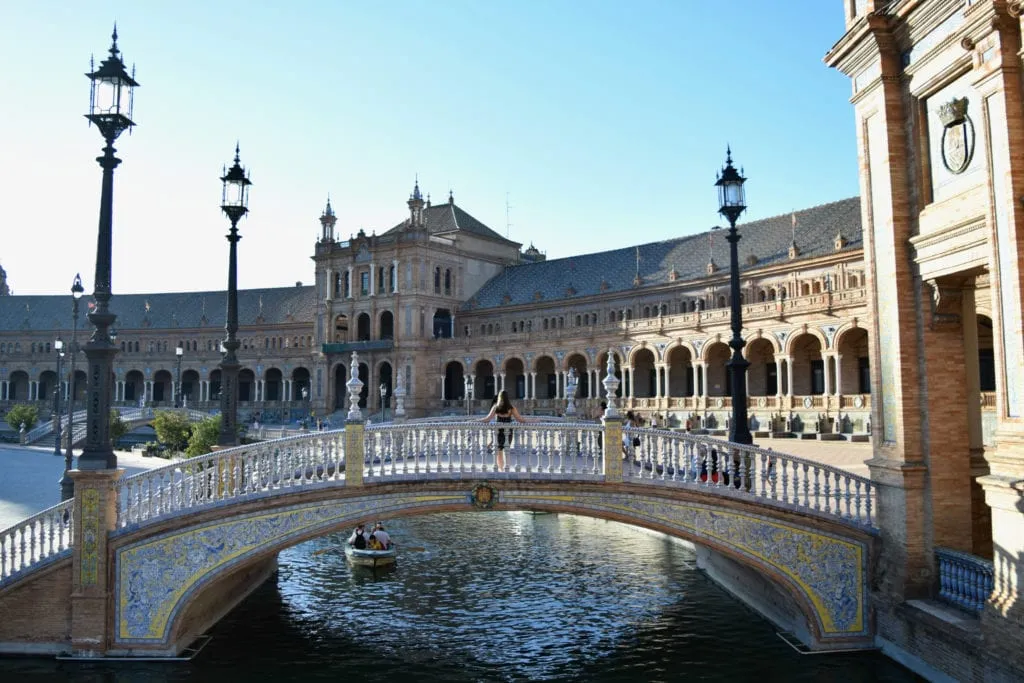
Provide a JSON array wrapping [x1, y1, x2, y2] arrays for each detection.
[[344, 544, 397, 568]]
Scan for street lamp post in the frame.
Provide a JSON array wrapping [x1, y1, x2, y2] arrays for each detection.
[[464, 376, 472, 416], [380, 383, 388, 423], [175, 344, 184, 408], [80, 28, 138, 471], [61, 274, 85, 500], [53, 338, 65, 457], [217, 145, 252, 447], [715, 147, 752, 445]]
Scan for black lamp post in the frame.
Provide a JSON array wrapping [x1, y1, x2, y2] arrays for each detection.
[[80, 27, 138, 471], [715, 147, 752, 445], [175, 344, 184, 408], [53, 338, 65, 457], [218, 145, 251, 447], [61, 274, 85, 500]]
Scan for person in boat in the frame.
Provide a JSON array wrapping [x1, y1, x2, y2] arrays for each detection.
[[367, 533, 385, 551], [348, 524, 368, 549], [372, 522, 392, 549], [479, 390, 535, 470]]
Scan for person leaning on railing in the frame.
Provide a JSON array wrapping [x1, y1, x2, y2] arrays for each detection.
[[479, 390, 536, 470]]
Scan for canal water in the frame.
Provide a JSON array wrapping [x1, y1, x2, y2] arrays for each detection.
[[2, 513, 921, 682]]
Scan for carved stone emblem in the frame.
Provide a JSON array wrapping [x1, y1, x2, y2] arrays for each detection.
[[938, 97, 975, 175]]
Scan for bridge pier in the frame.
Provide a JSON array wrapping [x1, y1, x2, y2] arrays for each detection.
[[69, 468, 123, 657]]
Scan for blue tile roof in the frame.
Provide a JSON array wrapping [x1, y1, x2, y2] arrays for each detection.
[[462, 197, 862, 310]]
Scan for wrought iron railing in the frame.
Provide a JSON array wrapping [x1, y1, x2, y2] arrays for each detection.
[[935, 547, 994, 614]]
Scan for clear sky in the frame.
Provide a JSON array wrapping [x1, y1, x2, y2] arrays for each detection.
[[0, 1, 858, 296]]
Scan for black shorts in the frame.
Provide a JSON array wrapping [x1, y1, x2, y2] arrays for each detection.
[[497, 428, 508, 449]]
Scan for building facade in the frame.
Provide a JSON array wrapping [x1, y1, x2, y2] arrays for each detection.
[[1, 189, 893, 440], [827, 0, 1024, 678]]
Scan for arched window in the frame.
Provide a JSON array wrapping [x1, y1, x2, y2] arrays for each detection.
[[389, 265, 396, 292], [31, 343, 36, 354], [543, 319, 549, 330], [444, 269, 452, 296], [487, 324, 493, 335], [512, 322, 517, 333], [378, 266, 386, 293], [526, 320, 532, 331], [434, 267, 442, 294], [480, 324, 486, 335], [558, 317, 564, 328], [576, 315, 581, 326], [643, 306, 651, 317], [625, 310, 633, 320], [758, 290, 766, 302], [660, 304, 667, 316], [334, 272, 342, 298]]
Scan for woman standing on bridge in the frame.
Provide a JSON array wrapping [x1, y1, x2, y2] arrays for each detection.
[[479, 390, 535, 470]]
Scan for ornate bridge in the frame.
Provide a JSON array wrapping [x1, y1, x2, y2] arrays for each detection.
[[24, 407, 214, 447], [0, 415, 878, 659]]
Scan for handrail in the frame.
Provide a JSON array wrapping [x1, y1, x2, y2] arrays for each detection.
[[0, 500, 74, 583], [936, 547, 994, 614], [623, 426, 875, 528]]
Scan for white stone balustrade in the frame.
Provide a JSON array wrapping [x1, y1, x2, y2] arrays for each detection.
[[0, 500, 74, 582]]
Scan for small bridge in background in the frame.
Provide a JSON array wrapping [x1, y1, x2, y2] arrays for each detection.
[[0, 416, 878, 659], [24, 407, 215, 447]]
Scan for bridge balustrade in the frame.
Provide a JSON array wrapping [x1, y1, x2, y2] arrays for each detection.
[[624, 427, 875, 527], [0, 500, 73, 582], [364, 421, 604, 478], [1, 420, 879, 586]]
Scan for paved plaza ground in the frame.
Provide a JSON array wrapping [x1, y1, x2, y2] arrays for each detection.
[[0, 437, 874, 532]]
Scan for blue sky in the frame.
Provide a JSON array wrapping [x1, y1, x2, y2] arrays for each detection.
[[0, 1, 858, 295]]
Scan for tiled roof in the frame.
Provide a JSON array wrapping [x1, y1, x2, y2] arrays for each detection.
[[384, 202, 518, 245], [462, 197, 862, 311], [0, 285, 316, 333]]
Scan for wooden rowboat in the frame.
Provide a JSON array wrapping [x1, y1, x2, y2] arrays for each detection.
[[344, 544, 397, 568]]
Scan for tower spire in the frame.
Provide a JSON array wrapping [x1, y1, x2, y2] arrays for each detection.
[[319, 194, 337, 242], [407, 176, 425, 228]]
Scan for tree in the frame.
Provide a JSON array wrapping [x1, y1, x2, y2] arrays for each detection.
[[153, 410, 191, 453], [109, 409, 128, 446], [6, 404, 38, 432], [186, 415, 221, 457]]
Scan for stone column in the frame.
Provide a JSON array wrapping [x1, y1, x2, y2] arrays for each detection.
[[786, 358, 794, 398], [346, 267, 353, 298], [440, 375, 446, 400], [823, 353, 832, 397], [392, 259, 399, 294], [834, 354, 843, 396], [69, 468, 124, 656], [499, 373, 506, 392], [369, 263, 376, 296], [775, 357, 785, 397], [529, 372, 536, 400], [655, 364, 664, 399]]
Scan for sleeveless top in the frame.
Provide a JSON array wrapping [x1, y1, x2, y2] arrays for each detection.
[[496, 412, 513, 424]]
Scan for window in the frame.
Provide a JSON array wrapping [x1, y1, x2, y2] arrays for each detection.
[[858, 356, 872, 394], [444, 269, 452, 295], [811, 360, 825, 395], [360, 272, 370, 296], [378, 266, 385, 293], [334, 272, 342, 297], [434, 267, 442, 294], [344, 272, 351, 298]]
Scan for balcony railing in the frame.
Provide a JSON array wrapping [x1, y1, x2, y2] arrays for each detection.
[[935, 547, 994, 614]]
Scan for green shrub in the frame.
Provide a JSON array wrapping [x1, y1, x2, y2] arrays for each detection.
[[153, 410, 191, 452], [6, 404, 39, 432], [110, 409, 128, 445], [186, 416, 222, 457]]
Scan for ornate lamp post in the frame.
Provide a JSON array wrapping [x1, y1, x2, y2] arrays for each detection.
[[379, 383, 388, 422], [464, 375, 472, 417], [61, 274, 85, 499], [217, 145, 252, 447], [79, 28, 138, 470], [175, 344, 184, 408], [715, 147, 752, 445], [53, 338, 65, 457]]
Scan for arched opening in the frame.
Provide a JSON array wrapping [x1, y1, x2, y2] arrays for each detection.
[[209, 370, 222, 402], [379, 311, 394, 341], [8, 371, 29, 401], [334, 315, 349, 342], [534, 356, 556, 400], [378, 362, 393, 413], [632, 348, 657, 398], [357, 363, 369, 408], [705, 342, 731, 397], [38, 370, 57, 404], [444, 361, 465, 401], [433, 309, 453, 339], [239, 369, 256, 403], [181, 370, 200, 405], [152, 370, 173, 404], [265, 368, 283, 402], [125, 370, 145, 404], [566, 353, 589, 401], [357, 314, 371, 342], [666, 346, 694, 397], [745, 338, 777, 397], [473, 360, 495, 402], [790, 334, 824, 396], [291, 368, 311, 402], [504, 358, 526, 400], [70, 369, 87, 403], [835, 328, 870, 395]]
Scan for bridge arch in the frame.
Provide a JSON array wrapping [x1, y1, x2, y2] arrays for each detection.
[[107, 482, 870, 657]]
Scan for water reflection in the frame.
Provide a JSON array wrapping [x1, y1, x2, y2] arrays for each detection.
[[0, 512, 921, 682]]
